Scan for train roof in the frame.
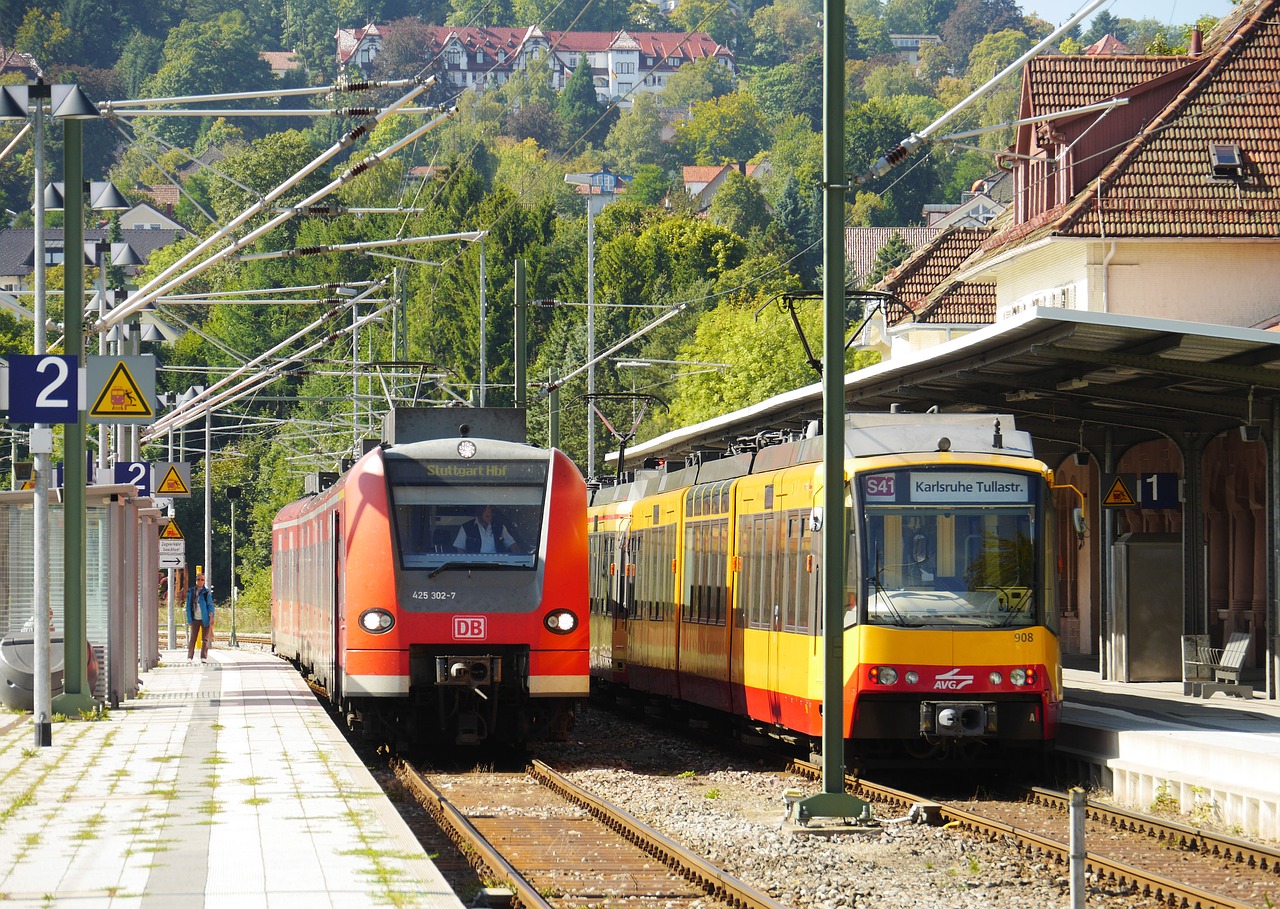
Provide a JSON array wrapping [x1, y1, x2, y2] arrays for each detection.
[[592, 411, 1034, 496]]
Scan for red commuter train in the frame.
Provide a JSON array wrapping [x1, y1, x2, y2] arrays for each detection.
[[272, 409, 589, 749]]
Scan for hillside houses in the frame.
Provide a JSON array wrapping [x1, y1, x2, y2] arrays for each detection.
[[335, 24, 735, 107]]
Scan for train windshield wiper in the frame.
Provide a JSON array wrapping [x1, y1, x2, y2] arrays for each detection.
[[428, 561, 470, 579]]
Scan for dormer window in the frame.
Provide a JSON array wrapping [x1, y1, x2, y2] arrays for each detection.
[[1209, 143, 1242, 179]]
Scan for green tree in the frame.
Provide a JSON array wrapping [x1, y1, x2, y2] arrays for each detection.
[[371, 17, 432, 81], [866, 232, 912, 286], [669, 0, 748, 52], [940, 0, 1023, 56], [206, 130, 326, 226], [675, 92, 768, 165], [115, 30, 163, 98], [605, 94, 671, 174], [139, 13, 276, 148], [14, 8, 70, 66], [747, 0, 821, 66], [557, 57, 609, 151], [708, 169, 770, 240], [743, 54, 822, 129], [660, 56, 737, 114], [624, 165, 670, 206]]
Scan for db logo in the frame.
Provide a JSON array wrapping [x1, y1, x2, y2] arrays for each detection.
[[453, 616, 487, 639]]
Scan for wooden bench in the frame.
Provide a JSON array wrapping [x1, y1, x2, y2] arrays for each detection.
[[1182, 632, 1253, 699]]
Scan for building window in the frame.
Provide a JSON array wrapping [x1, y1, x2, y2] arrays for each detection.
[[667, 56, 681, 66], [617, 61, 635, 74], [477, 50, 484, 63], [447, 47, 463, 66]]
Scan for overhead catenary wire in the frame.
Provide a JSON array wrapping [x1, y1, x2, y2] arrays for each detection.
[[97, 78, 441, 332]]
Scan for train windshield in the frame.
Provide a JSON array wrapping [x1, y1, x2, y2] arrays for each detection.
[[858, 469, 1038, 628], [386, 458, 548, 571]]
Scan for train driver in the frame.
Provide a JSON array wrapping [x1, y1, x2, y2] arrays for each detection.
[[453, 504, 520, 554]]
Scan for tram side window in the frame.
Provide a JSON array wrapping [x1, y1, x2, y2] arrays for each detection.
[[712, 519, 726, 626]]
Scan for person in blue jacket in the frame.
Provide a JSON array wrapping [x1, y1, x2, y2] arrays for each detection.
[[185, 572, 215, 662]]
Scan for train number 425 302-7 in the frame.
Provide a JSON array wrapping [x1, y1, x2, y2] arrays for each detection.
[[412, 590, 456, 600]]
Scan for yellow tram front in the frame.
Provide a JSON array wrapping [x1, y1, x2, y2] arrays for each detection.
[[845, 451, 1062, 763]]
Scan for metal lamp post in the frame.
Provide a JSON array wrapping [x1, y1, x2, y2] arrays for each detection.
[[0, 81, 113, 732], [225, 485, 240, 648]]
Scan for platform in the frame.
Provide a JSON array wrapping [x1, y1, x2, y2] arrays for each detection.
[[1061, 659, 1280, 840], [0, 647, 467, 908]]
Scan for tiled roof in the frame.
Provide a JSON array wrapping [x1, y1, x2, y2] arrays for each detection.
[[0, 46, 41, 79], [1085, 35, 1131, 55], [1055, 0, 1280, 238], [875, 228, 995, 326], [1023, 55, 1193, 120], [844, 227, 942, 283], [136, 184, 180, 208]]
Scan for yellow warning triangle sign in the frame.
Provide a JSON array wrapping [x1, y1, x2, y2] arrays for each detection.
[[89, 362, 154, 418], [156, 465, 191, 496], [21, 477, 34, 490], [1103, 476, 1137, 507], [159, 521, 185, 541]]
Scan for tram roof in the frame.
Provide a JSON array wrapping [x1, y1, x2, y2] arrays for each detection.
[[614, 307, 1280, 469]]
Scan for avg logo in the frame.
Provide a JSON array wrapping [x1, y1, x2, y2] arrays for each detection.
[[933, 668, 975, 690]]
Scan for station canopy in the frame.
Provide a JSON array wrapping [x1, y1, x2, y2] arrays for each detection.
[[617, 308, 1280, 469]]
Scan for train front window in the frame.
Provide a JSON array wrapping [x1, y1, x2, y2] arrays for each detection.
[[386, 458, 548, 571], [859, 469, 1038, 628]]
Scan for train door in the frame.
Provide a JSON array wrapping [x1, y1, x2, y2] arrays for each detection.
[[330, 510, 343, 701], [765, 510, 782, 723], [612, 521, 632, 684]]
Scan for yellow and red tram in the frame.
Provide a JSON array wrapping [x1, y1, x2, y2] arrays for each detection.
[[589, 411, 1062, 765]]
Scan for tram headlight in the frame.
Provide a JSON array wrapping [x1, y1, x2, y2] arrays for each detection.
[[989, 671, 1003, 685], [905, 671, 919, 685], [1010, 668, 1027, 686], [870, 666, 898, 685], [544, 610, 578, 634], [358, 608, 394, 634]]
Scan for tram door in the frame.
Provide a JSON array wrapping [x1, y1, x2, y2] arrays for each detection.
[[765, 513, 782, 723]]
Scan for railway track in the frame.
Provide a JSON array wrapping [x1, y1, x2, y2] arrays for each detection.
[[791, 759, 1279, 909], [398, 758, 791, 909]]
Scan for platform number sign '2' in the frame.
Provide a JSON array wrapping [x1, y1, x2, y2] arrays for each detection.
[[8, 355, 80, 424]]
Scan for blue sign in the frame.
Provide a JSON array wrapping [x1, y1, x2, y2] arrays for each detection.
[[8, 355, 79, 424], [1138, 472, 1180, 509], [115, 461, 151, 497]]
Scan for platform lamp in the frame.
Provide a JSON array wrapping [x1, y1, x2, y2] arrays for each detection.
[[0, 81, 107, 733], [225, 485, 240, 648], [49, 83, 109, 717]]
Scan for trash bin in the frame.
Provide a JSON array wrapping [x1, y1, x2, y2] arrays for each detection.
[[0, 635, 65, 712]]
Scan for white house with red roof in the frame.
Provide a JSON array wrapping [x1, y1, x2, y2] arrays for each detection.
[[335, 24, 735, 107]]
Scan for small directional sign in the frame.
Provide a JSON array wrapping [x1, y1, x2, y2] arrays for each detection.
[[8, 355, 80, 424], [153, 462, 192, 498], [86, 355, 156, 425], [1102, 473, 1138, 508], [114, 461, 151, 497], [158, 552, 186, 569]]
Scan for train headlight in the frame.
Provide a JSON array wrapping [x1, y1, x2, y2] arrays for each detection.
[[905, 671, 918, 685], [1010, 668, 1027, 686], [544, 610, 578, 634], [359, 608, 394, 634], [989, 671, 1004, 685], [870, 666, 898, 685]]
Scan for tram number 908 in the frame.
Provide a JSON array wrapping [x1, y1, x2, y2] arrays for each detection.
[[1013, 631, 1035, 643]]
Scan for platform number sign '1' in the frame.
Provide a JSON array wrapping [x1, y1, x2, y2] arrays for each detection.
[[8, 355, 80, 424]]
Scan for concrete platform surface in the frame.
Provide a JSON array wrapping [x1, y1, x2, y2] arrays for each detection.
[[1062, 664, 1280, 840], [0, 647, 466, 909]]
